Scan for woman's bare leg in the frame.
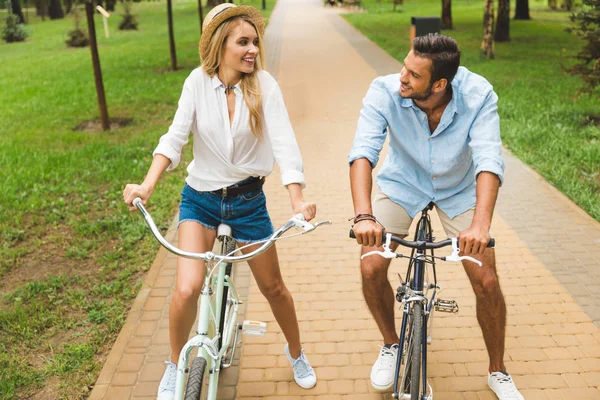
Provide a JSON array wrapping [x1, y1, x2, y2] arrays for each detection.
[[169, 222, 217, 364]]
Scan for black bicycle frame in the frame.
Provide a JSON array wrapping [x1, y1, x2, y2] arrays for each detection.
[[392, 203, 439, 400]]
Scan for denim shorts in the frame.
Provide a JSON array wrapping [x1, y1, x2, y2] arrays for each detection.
[[178, 180, 275, 243]]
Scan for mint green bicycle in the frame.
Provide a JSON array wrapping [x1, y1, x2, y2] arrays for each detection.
[[133, 197, 330, 400]]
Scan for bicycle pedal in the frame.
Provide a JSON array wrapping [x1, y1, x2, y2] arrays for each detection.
[[241, 320, 267, 336], [434, 299, 459, 314]]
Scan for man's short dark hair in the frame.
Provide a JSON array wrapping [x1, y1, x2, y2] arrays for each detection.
[[412, 33, 461, 85]]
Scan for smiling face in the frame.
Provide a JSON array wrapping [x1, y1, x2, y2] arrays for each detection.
[[399, 50, 435, 101], [221, 20, 259, 75]]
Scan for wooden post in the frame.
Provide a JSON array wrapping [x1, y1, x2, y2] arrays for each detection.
[[167, 0, 177, 70], [85, 0, 110, 131], [262, 0, 266, 10]]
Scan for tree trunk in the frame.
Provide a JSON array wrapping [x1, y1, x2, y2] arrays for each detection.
[[48, 0, 64, 19], [167, 0, 177, 70], [481, 0, 495, 59], [105, 0, 116, 11], [198, 0, 204, 34], [441, 0, 452, 30], [494, 0, 509, 41], [514, 0, 530, 19], [10, 0, 26, 23], [207, 0, 224, 8], [548, 0, 557, 10], [64, 0, 73, 14], [36, 0, 48, 20]]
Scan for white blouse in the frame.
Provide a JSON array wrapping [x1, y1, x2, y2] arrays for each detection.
[[153, 68, 305, 191]]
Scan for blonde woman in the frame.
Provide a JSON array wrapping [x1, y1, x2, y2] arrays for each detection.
[[123, 4, 317, 399]]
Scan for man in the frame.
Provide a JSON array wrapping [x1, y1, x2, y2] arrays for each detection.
[[348, 34, 523, 400]]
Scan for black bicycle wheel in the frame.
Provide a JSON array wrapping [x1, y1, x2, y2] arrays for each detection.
[[217, 238, 236, 350], [184, 357, 207, 400], [408, 302, 423, 400]]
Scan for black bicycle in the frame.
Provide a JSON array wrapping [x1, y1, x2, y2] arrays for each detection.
[[351, 203, 495, 400]]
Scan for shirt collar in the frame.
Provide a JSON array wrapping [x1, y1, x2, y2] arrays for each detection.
[[211, 75, 241, 91]]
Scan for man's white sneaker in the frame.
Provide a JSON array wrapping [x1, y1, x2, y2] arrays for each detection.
[[488, 372, 524, 400], [284, 344, 317, 389], [157, 361, 177, 400], [370, 344, 398, 390]]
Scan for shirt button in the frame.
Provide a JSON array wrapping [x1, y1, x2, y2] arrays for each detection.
[[434, 189, 438, 192], [431, 160, 435, 164], [429, 138, 432, 141], [432, 176, 437, 180]]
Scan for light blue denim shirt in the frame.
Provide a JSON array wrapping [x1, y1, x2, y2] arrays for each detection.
[[348, 66, 504, 219]]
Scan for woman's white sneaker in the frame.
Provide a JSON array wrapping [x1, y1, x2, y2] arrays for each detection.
[[370, 344, 399, 390], [488, 372, 524, 400], [284, 344, 317, 389], [157, 361, 177, 400]]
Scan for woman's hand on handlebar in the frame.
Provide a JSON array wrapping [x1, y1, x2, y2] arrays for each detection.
[[352, 219, 384, 248], [123, 183, 153, 212], [292, 201, 317, 222]]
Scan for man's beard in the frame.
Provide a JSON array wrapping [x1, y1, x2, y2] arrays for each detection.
[[401, 81, 434, 101]]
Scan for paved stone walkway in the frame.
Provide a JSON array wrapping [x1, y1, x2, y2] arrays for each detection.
[[89, 0, 600, 398]]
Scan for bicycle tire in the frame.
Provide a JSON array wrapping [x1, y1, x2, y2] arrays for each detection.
[[184, 356, 207, 400], [408, 302, 423, 400], [217, 238, 236, 351]]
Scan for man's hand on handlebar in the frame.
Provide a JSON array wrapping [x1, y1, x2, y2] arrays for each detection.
[[457, 224, 491, 256], [352, 219, 384, 248]]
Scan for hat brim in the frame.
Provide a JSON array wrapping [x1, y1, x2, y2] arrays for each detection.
[[200, 6, 265, 62]]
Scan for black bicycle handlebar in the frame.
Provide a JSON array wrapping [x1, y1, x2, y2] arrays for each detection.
[[349, 229, 495, 249]]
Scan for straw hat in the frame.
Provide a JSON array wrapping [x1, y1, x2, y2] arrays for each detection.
[[200, 3, 265, 62]]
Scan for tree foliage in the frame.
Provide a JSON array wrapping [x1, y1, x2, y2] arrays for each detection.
[[565, 0, 600, 95]]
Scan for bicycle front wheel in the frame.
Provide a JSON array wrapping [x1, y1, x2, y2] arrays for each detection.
[[408, 302, 423, 400], [184, 356, 207, 400], [400, 301, 423, 400]]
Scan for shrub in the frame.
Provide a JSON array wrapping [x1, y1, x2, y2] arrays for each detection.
[[118, 1, 138, 30], [2, 2, 29, 43], [565, 0, 600, 95], [66, 7, 89, 48]]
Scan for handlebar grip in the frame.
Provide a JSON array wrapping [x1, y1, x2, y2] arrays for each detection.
[[349, 229, 356, 239], [133, 197, 143, 208], [487, 238, 495, 248]]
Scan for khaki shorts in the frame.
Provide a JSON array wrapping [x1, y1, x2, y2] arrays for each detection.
[[373, 190, 474, 237]]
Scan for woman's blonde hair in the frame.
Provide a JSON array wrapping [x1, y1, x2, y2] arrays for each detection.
[[201, 16, 266, 139]]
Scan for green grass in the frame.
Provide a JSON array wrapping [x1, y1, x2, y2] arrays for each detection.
[[344, 0, 599, 220], [0, 0, 275, 398]]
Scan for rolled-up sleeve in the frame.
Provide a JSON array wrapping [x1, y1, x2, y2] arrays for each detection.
[[152, 77, 196, 171], [468, 90, 505, 185], [348, 79, 390, 167], [264, 83, 305, 188]]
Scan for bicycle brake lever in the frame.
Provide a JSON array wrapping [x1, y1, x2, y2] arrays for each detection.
[[446, 238, 483, 267], [361, 245, 396, 260], [291, 214, 315, 232]]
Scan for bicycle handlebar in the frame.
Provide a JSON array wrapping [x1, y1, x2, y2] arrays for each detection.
[[132, 197, 331, 263], [349, 229, 495, 249]]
